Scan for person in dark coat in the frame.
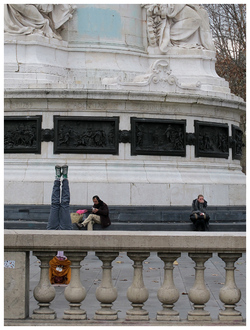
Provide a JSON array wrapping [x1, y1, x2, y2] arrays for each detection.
[[190, 194, 210, 231], [76, 195, 111, 230]]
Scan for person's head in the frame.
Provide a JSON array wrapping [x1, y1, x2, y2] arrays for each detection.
[[93, 195, 101, 205], [197, 194, 204, 203]]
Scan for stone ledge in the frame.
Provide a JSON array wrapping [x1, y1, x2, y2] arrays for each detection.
[[4, 318, 246, 326], [4, 230, 246, 253]]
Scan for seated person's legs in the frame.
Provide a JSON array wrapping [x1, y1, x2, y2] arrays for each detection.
[[196, 217, 206, 231], [78, 214, 101, 230]]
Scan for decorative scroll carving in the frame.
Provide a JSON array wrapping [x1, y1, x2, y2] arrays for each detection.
[[142, 4, 215, 53], [131, 118, 186, 156], [231, 125, 243, 160], [4, 116, 42, 154], [54, 116, 119, 154], [195, 121, 229, 158], [102, 59, 201, 90]]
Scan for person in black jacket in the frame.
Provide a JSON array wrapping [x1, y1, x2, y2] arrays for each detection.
[[76, 195, 111, 230], [190, 194, 210, 231]]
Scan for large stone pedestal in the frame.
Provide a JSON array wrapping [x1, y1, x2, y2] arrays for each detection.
[[4, 4, 245, 207]]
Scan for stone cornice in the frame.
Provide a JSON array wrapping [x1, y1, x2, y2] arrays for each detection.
[[4, 89, 246, 111]]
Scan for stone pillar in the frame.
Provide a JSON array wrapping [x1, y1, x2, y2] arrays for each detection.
[[156, 252, 181, 321], [94, 252, 119, 320], [4, 251, 30, 319], [187, 253, 212, 321], [63, 252, 88, 320], [218, 253, 243, 321], [126, 252, 150, 321], [32, 251, 57, 320]]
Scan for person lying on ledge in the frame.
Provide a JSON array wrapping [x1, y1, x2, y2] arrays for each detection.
[[47, 165, 72, 260], [76, 195, 111, 230], [190, 194, 210, 231], [47, 165, 72, 230]]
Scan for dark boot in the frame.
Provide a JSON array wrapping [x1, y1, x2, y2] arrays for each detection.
[[76, 222, 84, 229], [62, 165, 68, 179]]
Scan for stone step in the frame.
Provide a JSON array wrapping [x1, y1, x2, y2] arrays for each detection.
[[4, 220, 246, 232], [4, 204, 246, 221], [4, 204, 246, 232]]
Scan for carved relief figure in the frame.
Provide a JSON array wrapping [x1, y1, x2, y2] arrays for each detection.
[[4, 4, 75, 39], [135, 122, 184, 151], [198, 130, 228, 153], [143, 4, 215, 53], [56, 120, 117, 152], [4, 123, 37, 149]]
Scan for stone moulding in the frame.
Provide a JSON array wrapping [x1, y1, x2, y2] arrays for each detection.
[[4, 88, 245, 111]]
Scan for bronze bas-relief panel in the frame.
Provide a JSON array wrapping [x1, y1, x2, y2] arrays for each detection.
[[232, 125, 243, 160], [195, 121, 229, 158], [131, 118, 186, 156], [4, 116, 42, 153], [54, 116, 119, 154]]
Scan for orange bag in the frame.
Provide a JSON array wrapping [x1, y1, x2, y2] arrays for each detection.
[[49, 256, 71, 284]]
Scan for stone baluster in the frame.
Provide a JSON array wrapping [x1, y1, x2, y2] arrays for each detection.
[[126, 252, 150, 321], [157, 252, 181, 321], [32, 251, 57, 320], [63, 252, 88, 320], [94, 252, 119, 320], [187, 253, 212, 321], [218, 253, 243, 321]]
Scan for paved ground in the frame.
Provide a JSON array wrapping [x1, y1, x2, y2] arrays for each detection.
[[28, 250, 246, 324]]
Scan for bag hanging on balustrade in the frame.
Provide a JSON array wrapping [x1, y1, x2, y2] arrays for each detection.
[[49, 256, 71, 285]]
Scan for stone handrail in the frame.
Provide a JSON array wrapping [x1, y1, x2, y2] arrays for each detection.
[[4, 230, 246, 324], [4, 230, 245, 252]]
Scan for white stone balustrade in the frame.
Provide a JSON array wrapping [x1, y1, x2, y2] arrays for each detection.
[[126, 252, 150, 321], [32, 251, 57, 320], [218, 253, 243, 321], [63, 252, 87, 320], [94, 252, 119, 320], [4, 230, 245, 324], [188, 253, 212, 321], [157, 252, 181, 321]]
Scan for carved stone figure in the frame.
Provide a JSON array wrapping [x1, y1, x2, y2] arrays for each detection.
[[143, 4, 215, 53], [4, 4, 75, 39]]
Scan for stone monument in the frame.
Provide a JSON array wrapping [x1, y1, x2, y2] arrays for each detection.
[[4, 4, 245, 207]]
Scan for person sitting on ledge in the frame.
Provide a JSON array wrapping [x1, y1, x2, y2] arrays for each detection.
[[76, 195, 111, 230], [190, 194, 210, 231]]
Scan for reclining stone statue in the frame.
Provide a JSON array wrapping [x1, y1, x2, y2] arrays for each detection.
[[4, 4, 75, 39], [143, 4, 215, 53]]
